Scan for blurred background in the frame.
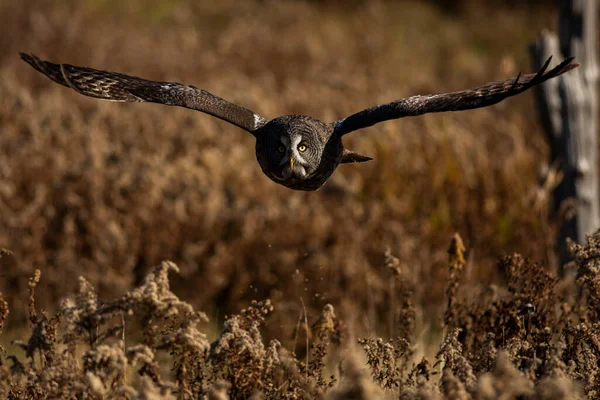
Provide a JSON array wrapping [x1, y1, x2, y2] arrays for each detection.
[[0, 0, 563, 348]]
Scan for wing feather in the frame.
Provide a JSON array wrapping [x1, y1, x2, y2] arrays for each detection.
[[333, 56, 579, 136], [20, 53, 267, 133]]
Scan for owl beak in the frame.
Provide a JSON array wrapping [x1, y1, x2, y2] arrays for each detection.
[[289, 157, 294, 170]]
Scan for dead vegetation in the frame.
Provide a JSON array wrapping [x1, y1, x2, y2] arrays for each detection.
[[0, 0, 560, 334], [2, 232, 600, 398], [1, 0, 595, 398]]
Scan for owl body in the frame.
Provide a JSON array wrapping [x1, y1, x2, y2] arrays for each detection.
[[255, 115, 343, 191], [20, 53, 578, 191]]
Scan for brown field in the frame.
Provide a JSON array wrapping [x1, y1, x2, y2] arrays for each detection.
[[0, 0, 596, 398]]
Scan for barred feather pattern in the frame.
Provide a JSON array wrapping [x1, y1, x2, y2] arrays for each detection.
[[20, 52, 579, 191], [333, 56, 579, 136], [20, 53, 266, 133]]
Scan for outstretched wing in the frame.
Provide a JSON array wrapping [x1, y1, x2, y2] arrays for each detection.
[[333, 56, 579, 136], [20, 53, 267, 134]]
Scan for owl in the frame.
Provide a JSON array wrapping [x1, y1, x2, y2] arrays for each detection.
[[20, 53, 578, 191]]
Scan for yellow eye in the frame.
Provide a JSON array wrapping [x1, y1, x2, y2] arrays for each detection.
[[278, 146, 285, 153], [298, 144, 307, 152]]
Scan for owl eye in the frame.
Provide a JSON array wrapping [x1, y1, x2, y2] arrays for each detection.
[[298, 144, 307, 152], [277, 145, 285, 153]]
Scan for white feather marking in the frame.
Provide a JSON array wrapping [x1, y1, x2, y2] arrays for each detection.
[[291, 135, 307, 165], [161, 83, 187, 91], [253, 113, 262, 129], [292, 135, 302, 147]]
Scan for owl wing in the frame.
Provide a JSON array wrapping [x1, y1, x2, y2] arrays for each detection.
[[333, 56, 578, 136], [20, 53, 267, 134]]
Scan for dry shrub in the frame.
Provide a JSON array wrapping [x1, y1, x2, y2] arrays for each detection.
[[352, 231, 600, 398], [0, 263, 352, 399], [6, 230, 600, 398], [0, 0, 560, 343], [3, 0, 599, 399]]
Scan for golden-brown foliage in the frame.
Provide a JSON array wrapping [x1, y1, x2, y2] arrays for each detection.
[[2, 0, 594, 398], [0, 0, 561, 338], [4, 231, 600, 398]]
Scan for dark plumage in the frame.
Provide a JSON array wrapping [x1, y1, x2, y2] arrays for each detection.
[[20, 52, 579, 191]]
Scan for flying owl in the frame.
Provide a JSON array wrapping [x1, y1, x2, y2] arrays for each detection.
[[20, 53, 578, 191]]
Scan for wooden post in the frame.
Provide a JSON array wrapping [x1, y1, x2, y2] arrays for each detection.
[[531, 0, 599, 265]]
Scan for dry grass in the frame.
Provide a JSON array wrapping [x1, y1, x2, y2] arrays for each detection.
[[0, 0, 590, 398], [2, 232, 599, 398], [0, 0, 559, 334]]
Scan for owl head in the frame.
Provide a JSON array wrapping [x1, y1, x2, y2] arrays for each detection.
[[255, 115, 335, 187]]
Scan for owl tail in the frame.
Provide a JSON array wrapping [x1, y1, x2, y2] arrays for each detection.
[[341, 149, 373, 164]]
